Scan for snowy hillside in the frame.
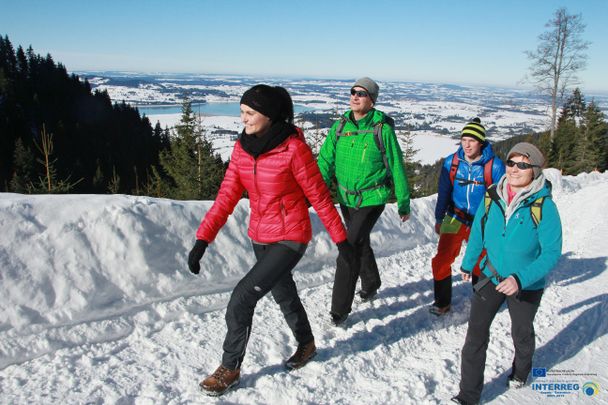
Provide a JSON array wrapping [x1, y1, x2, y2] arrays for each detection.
[[0, 169, 607, 404]]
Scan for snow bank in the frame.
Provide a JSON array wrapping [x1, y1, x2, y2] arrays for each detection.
[[1, 170, 606, 404], [0, 193, 438, 333]]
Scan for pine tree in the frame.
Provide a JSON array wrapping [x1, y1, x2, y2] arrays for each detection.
[[108, 166, 120, 194], [30, 125, 82, 193], [9, 137, 35, 193], [145, 165, 171, 198], [396, 129, 422, 197], [159, 99, 225, 200], [550, 89, 586, 174], [1, 36, 166, 194], [572, 101, 608, 173]]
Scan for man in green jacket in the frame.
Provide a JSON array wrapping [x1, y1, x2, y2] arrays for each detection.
[[317, 77, 411, 326]]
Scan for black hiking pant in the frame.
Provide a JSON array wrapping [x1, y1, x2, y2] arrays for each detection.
[[457, 273, 543, 404], [221, 242, 313, 370], [331, 204, 384, 316]]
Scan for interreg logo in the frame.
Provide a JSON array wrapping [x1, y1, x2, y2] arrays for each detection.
[[532, 367, 547, 377], [582, 382, 600, 397]]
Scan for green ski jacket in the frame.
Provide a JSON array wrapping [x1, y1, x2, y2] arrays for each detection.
[[318, 109, 411, 215]]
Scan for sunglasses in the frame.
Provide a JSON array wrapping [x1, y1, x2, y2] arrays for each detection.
[[350, 89, 369, 98], [506, 159, 538, 170]]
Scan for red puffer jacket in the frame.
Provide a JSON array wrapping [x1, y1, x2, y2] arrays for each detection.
[[196, 128, 347, 244]]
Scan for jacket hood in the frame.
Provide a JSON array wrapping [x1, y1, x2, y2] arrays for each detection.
[[496, 173, 552, 221], [456, 140, 496, 165]]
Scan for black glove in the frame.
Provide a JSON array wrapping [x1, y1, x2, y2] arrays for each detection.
[[188, 239, 208, 274], [336, 240, 356, 266]]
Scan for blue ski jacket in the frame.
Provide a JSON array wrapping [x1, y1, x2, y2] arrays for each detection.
[[434, 143, 505, 225]]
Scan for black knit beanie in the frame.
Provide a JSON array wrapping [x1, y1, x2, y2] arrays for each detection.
[[240, 85, 284, 122]]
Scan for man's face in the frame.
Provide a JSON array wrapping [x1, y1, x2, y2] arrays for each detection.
[[349, 86, 374, 116], [461, 137, 483, 160]]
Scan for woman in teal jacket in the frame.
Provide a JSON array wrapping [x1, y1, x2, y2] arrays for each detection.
[[452, 143, 562, 405]]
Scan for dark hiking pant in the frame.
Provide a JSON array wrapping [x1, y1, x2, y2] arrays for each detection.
[[457, 273, 543, 403], [331, 204, 384, 316], [221, 242, 312, 370]]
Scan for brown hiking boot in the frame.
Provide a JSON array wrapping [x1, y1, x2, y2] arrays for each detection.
[[285, 340, 317, 370], [199, 365, 240, 396]]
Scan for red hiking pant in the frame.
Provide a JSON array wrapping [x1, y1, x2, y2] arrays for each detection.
[[432, 217, 482, 281]]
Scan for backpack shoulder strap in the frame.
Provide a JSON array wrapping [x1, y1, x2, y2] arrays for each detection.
[[481, 184, 502, 240], [530, 196, 545, 227], [373, 122, 392, 183], [374, 114, 395, 182], [449, 153, 459, 186], [334, 116, 348, 141], [483, 157, 494, 188]]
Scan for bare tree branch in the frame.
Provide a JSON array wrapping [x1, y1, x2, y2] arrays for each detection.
[[523, 8, 590, 141]]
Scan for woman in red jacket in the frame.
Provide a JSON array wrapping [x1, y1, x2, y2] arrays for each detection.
[[188, 84, 354, 396]]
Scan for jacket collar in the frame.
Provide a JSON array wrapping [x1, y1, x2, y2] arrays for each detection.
[[345, 108, 382, 127], [496, 173, 550, 221]]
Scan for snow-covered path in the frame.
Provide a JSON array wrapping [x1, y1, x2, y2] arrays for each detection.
[[1, 170, 606, 404]]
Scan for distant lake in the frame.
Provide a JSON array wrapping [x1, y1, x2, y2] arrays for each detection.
[[137, 102, 313, 117]]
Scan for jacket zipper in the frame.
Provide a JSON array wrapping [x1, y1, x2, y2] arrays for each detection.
[[253, 159, 261, 239], [361, 143, 368, 162]]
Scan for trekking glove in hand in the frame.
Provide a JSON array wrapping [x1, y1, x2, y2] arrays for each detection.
[[188, 239, 208, 274]]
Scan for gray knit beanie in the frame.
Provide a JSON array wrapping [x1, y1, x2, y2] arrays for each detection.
[[507, 142, 545, 178], [352, 77, 379, 103]]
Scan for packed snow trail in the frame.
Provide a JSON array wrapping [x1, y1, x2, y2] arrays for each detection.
[[0, 170, 606, 404]]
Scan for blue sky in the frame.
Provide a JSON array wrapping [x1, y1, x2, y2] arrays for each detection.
[[2, 0, 607, 92]]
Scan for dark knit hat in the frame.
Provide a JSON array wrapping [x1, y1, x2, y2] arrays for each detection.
[[507, 142, 545, 178], [461, 117, 486, 143], [352, 77, 379, 103], [240, 84, 286, 122]]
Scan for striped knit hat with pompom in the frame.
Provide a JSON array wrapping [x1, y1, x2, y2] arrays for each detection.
[[461, 117, 486, 143]]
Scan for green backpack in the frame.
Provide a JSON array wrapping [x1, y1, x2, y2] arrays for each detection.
[[481, 184, 545, 239]]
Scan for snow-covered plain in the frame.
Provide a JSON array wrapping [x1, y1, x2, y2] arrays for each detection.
[[1, 169, 607, 404], [146, 112, 459, 165], [88, 72, 594, 165]]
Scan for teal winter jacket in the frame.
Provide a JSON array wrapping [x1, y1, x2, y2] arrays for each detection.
[[461, 174, 562, 291]]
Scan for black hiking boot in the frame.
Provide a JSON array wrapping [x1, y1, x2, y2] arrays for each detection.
[[358, 289, 378, 302], [451, 395, 478, 405], [330, 312, 348, 326], [507, 374, 526, 389], [285, 340, 317, 370]]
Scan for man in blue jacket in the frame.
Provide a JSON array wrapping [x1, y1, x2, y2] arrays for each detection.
[[430, 118, 505, 316]]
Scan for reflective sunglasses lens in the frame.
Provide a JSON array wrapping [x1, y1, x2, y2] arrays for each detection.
[[507, 159, 534, 170], [350, 89, 368, 97]]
